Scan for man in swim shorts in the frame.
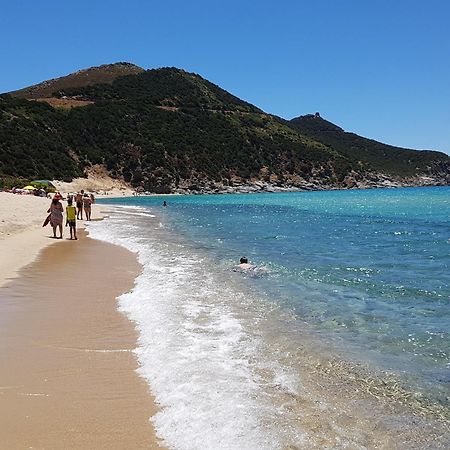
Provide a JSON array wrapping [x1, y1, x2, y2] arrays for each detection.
[[75, 190, 84, 220]]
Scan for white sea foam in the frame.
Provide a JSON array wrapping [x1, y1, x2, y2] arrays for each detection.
[[87, 208, 302, 450]]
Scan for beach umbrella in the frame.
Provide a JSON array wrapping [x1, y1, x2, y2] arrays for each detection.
[[23, 185, 37, 190]]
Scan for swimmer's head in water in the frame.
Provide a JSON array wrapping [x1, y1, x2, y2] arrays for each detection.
[[240, 257, 248, 264]]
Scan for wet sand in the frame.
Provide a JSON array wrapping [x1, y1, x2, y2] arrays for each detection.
[[0, 230, 163, 449]]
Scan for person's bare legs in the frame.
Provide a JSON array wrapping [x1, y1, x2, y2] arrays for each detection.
[[58, 224, 63, 239]]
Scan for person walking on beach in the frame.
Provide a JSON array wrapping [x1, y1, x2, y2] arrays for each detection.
[[75, 190, 84, 220], [83, 193, 92, 221], [48, 194, 64, 239], [66, 198, 77, 240]]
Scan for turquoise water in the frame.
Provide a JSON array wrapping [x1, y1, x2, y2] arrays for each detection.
[[96, 186, 450, 446]]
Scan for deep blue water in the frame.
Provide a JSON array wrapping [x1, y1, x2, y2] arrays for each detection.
[[98, 187, 450, 409]]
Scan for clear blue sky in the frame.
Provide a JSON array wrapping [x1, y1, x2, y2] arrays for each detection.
[[2, 0, 449, 153]]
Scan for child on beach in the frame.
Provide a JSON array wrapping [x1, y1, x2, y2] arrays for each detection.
[[66, 198, 77, 240]]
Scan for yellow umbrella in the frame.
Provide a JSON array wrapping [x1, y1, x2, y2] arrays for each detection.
[[23, 185, 37, 190]]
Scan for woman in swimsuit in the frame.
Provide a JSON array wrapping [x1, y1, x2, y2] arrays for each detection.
[[48, 195, 64, 239], [82, 193, 92, 221]]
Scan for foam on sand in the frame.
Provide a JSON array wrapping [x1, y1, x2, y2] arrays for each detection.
[[88, 202, 450, 449], [87, 207, 303, 449]]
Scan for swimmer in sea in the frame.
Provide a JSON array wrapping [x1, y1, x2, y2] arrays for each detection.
[[233, 257, 257, 272], [233, 257, 268, 276], [237, 257, 255, 270]]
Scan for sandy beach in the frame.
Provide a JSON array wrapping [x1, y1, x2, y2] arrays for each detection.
[[0, 192, 163, 448], [0, 192, 55, 288]]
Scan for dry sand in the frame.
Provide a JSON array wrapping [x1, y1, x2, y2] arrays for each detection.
[[0, 192, 106, 287], [52, 165, 134, 197], [0, 192, 163, 448], [0, 193, 55, 287]]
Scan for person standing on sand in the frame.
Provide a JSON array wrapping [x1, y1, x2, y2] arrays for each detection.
[[66, 198, 77, 240], [48, 194, 64, 239], [83, 193, 92, 221], [75, 190, 84, 220]]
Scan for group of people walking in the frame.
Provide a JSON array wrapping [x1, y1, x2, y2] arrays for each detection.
[[73, 190, 94, 221], [45, 190, 95, 240]]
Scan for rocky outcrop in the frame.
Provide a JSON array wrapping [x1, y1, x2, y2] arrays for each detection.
[[152, 171, 450, 195]]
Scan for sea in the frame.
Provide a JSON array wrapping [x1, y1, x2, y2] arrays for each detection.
[[88, 186, 450, 449]]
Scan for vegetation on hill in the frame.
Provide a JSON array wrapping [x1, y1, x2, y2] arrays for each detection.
[[56, 68, 261, 113], [0, 95, 81, 181], [1, 64, 449, 191], [289, 114, 450, 177]]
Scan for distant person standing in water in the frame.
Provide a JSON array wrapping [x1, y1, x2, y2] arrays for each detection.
[[75, 190, 84, 220], [66, 198, 77, 240], [83, 193, 92, 221], [48, 194, 64, 239], [163, 200, 167, 207]]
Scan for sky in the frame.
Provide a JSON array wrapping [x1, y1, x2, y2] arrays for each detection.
[[1, 0, 449, 153]]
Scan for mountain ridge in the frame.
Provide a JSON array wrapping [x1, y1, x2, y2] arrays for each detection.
[[1, 63, 449, 192], [288, 114, 449, 178], [10, 62, 144, 100]]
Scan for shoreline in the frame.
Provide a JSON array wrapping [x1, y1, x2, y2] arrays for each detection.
[[0, 230, 163, 448], [0, 194, 164, 448], [103, 181, 449, 197], [2, 187, 449, 447], [169, 178, 450, 194], [91, 192, 450, 448]]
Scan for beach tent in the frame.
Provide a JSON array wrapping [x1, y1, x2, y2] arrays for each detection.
[[23, 185, 37, 190]]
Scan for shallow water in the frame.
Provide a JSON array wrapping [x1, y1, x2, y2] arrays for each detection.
[[91, 187, 450, 449]]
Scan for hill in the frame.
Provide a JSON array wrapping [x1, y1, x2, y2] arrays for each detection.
[[1, 64, 449, 192], [11, 62, 144, 100], [289, 114, 450, 179]]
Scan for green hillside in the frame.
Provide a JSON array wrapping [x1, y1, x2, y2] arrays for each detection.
[[289, 114, 450, 177], [1, 64, 449, 191], [0, 95, 81, 181]]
